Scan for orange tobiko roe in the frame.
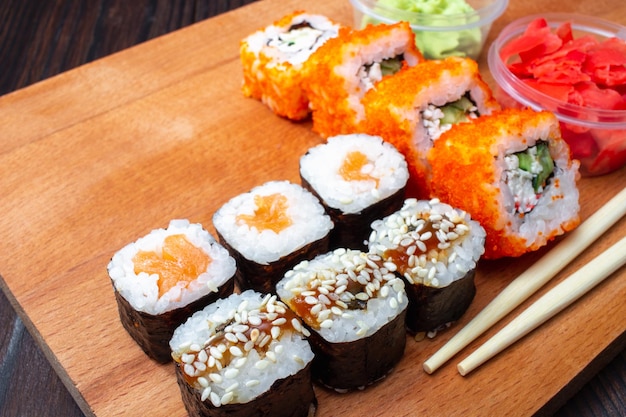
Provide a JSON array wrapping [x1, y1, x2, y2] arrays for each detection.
[[236, 193, 293, 233], [339, 151, 379, 186], [133, 234, 211, 297]]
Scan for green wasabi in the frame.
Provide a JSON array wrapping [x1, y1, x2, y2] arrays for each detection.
[[365, 0, 483, 59]]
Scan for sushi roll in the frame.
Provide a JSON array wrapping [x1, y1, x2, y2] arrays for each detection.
[[170, 290, 316, 417], [213, 181, 334, 294], [368, 199, 486, 334], [361, 57, 501, 198], [107, 219, 236, 363], [303, 22, 424, 138], [428, 108, 581, 259], [299, 134, 410, 251], [276, 248, 408, 391], [240, 11, 341, 120]]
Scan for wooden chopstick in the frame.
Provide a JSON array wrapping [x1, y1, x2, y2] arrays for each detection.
[[423, 187, 626, 374], [458, 236, 626, 375]]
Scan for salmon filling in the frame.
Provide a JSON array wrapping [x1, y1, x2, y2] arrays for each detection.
[[236, 193, 293, 233], [133, 234, 211, 297], [339, 151, 379, 186]]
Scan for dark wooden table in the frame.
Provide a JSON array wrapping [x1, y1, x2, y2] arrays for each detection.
[[0, 1, 624, 416]]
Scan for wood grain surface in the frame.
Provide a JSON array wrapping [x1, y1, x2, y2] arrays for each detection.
[[0, 0, 625, 416]]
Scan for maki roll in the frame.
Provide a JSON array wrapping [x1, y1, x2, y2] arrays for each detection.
[[213, 181, 334, 294], [107, 219, 236, 363], [303, 22, 424, 138], [299, 134, 409, 251], [276, 248, 408, 391], [361, 57, 500, 198], [170, 290, 316, 417], [368, 199, 486, 334], [429, 108, 581, 259], [240, 11, 341, 120]]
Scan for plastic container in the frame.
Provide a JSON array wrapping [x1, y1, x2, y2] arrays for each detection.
[[488, 13, 626, 176], [349, 0, 508, 60]]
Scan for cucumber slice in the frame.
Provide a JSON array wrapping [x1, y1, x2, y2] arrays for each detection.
[[439, 96, 475, 125], [379, 57, 403, 76], [514, 141, 554, 192], [533, 142, 554, 190]]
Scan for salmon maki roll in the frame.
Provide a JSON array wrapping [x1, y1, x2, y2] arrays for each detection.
[[299, 133, 409, 250], [361, 57, 500, 198], [240, 11, 341, 120], [107, 219, 236, 363], [303, 22, 424, 138], [429, 108, 581, 259], [213, 181, 334, 293]]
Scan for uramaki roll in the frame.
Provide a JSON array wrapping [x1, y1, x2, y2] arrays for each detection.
[[107, 219, 236, 363], [303, 22, 424, 138], [212, 181, 334, 294], [429, 108, 581, 259], [240, 11, 341, 120], [276, 248, 408, 392], [299, 133, 409, 251], [361, 56, 500, 198]]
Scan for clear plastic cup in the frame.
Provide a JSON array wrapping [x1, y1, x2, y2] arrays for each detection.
[[349, 0, 509, 60]]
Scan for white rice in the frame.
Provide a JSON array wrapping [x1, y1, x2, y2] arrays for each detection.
[[276, 248, 408, 343], [212, 181, 334, 265], [169, 290, 314, 407], [368, 198, 486, 288], [244, 13, 340, 66], [299, 134, 409, 214], [107, 219, 236, 315]]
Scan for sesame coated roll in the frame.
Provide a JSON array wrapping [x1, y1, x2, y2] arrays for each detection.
[[428, 108, 581, 259], [361, 57, 501, 198], [107, 219, 236, 363], [240, 11, 341, 120], [299, 134, 409, 251], [368, 199, 486, 334], [170, 290, 316, 417], [302, 22, 424, 138], [276, 248, 408, 392]]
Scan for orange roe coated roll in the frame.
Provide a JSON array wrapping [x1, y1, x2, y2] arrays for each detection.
[[303, 22, 423, 138], [240, 11, 340, 120], [361, 57, 500, 198], [429, 108, 581, 259]]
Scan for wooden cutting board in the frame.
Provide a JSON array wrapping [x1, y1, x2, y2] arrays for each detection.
[[0, 0, 624, 416]]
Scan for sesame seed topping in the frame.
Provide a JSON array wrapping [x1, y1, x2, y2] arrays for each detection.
[[171, 292, 311, 406]]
